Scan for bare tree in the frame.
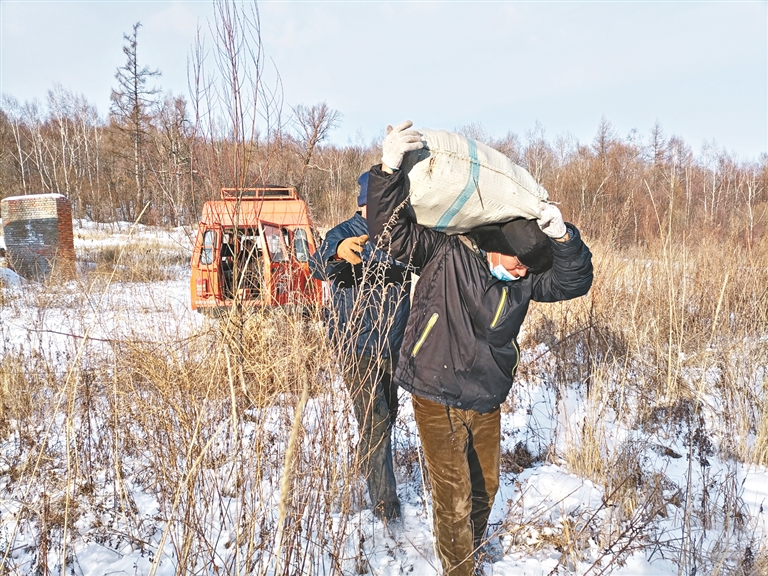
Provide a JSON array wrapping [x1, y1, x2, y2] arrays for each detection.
[[1, 95, 31, 195], [592, 115, 617, 168], [110, 22, 161, 220], [292, 101, 341, 191], [25, 100, 54, 192], [648, 121, 668, 168], [151, 95, 192, 225], [189, 0, 284, 191], [457, 121, 490, 145], [492, 130, 523, 164], [523, 122, 553, 183]]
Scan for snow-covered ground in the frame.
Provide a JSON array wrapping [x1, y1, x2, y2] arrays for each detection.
[[0, 221, 766, 575]]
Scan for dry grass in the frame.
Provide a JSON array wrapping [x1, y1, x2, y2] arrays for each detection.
[[0, 232, 379, 574], [77, 237, 190, 283], [0, 300, 371, 573], [1, 226, 767, 574], [525, 233, 768, 467], [515, 232, 768, 573]]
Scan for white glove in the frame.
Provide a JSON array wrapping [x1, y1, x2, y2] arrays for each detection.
[[381, 120, 424, 170], [537, 203, 567, 239]]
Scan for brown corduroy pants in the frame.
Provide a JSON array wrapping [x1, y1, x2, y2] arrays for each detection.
[[412, 394, 500, 576]]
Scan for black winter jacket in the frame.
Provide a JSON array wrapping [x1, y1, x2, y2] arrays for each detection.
[[310, 212, 411, 360], [367, 166, 593, 413]]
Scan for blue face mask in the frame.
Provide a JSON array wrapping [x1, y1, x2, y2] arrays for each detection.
[[490, 263, 520, 282]]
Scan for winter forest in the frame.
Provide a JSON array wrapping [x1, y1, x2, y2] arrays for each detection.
[[1, 1, 767, 575]]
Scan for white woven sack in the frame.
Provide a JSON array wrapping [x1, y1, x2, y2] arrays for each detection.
[[400, 129, 549, 234]]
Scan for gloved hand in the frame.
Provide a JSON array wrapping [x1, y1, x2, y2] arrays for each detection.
[[382, 120, 424, 170], [336, 234, 368, 265], [537, 204, 567, 239]]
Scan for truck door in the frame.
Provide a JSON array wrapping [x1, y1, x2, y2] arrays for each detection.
[[191, 224, 223, 307], [260, 222, 292, 305], [290, 227, 322, 305]]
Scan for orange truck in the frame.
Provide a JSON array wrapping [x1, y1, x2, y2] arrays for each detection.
[[190, 186, 322, 313]]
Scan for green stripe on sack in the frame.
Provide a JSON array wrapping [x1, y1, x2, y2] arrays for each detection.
[[434, 138, 481, 231]]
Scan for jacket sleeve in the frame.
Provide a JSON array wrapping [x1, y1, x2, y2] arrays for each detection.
[[366, 165, 447, 269], [310, 219, 356, 280], [530, 225, 593, 303]]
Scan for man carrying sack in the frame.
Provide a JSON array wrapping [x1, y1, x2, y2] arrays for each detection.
[[366, 121, 594, 574]]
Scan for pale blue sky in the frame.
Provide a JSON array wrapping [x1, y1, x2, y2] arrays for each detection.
[[1, 1, 766, 160]]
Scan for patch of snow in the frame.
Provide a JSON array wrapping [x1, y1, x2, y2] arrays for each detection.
[[0, 267, 25, 288], [0, 222, 766, 575], [1, 192, 67, 202]]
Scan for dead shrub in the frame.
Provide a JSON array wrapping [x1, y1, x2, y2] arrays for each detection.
[[78, 238, 190, 283], [0, 354, 34, 437]]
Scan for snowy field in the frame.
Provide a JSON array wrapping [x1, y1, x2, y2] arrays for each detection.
[[0, 221, 766, 575]]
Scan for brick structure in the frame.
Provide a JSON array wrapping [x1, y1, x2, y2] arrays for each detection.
[[0, 219, 6, 269], [0, 194, 76, 280]]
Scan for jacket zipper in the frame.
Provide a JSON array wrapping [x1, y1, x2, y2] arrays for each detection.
[[412, 313, 439, 357], [511, 339, 520, 376], [490, 288, 507, 328]]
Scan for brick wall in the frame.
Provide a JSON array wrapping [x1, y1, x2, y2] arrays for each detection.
[[0, 218, 5, 267], [0, 194, 76, 280]]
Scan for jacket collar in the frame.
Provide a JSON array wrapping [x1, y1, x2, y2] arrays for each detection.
[[458, 234, 482, 256]]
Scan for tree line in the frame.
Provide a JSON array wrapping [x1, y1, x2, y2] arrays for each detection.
[[0, 19, 765, 246]]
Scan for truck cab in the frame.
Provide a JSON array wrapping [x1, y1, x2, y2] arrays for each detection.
[[190, 186, 322, 313]]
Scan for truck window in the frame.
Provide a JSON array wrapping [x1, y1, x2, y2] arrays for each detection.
[[282, 228, 291, 251], [221, 232, 236, 270], [293, 228, 310, 262], [263, 225, 289, 263], [201, 230, 216, 265]]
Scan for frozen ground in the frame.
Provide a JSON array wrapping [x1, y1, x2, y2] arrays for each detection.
[[0, 220, 766, 575]]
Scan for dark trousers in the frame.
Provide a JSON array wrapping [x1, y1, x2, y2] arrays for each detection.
[[345, 354, 400, 519], [412, 395, 500, 576]]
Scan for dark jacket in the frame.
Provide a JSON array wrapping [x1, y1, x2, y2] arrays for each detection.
[[366, 166, 593, 413], [311, 212, 411, 360]]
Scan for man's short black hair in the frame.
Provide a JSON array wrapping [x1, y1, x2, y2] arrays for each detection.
[[469, 218, 553, 274]]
